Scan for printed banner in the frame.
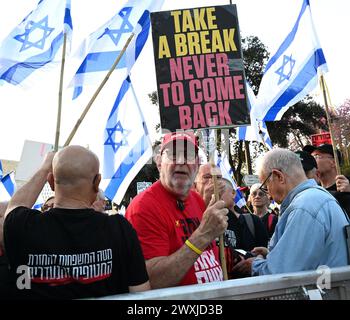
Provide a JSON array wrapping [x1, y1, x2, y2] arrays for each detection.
[[151, 5, 250, 132]]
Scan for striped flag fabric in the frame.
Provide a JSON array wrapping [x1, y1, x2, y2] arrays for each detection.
[[0, 0, 72, 86], [237, 84, 273, 149], [214, 150, 247, 208], [0, 172, 16, 201], [256, 0, 328, 121], [68, 0, 164, 99], [101, 76, 153, 204]]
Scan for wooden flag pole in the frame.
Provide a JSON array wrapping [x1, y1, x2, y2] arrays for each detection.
[[209, 130, 228, 281], [54, 32, 67, 152], [320, 74, 341, 175], [63, 33, 135, 147], [244, 141, 253, 174]]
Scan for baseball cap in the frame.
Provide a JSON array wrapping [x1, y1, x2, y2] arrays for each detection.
[[160, 131, 199, 153], [310, 144, 342, 164], [295, 150, 318, 171], [302, 145, 317, 154]]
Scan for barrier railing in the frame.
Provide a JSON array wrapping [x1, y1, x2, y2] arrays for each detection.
[[94, 266, 350, 300]]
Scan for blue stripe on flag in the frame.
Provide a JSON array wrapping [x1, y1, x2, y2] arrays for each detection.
[[238, 126, 247, 141], [108, 76, 131, 121], [264, 0, 308, 73], [0, 33, 64, 85], [75, 51, 126, 74], [64, 2, 73, 30], [264, 48, 326, 120], [134, 11, 150, 61], [1, 174, 15, 196], [104, 135, 148, 201]]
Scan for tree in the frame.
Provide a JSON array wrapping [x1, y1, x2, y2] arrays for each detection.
[[242, 36, 270, 94], [333, 99, 350, 168], [266, 97, 328, 149]]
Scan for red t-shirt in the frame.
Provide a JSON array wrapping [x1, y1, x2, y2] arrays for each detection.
[[126, 181, 223, 286]]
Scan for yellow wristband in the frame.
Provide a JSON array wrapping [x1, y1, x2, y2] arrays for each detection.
[[185, 239, 203, 255]]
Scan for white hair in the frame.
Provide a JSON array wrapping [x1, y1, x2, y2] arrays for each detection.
[[250, 183, 262, 194], [257, 148, 304, 177]]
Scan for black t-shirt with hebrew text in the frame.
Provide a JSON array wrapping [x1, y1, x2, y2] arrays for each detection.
[[4, 207, 148, 299]]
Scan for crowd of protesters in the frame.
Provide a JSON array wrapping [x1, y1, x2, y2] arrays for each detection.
[[0, 135, 349, 299]]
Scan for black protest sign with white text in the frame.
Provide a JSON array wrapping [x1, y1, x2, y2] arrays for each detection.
[[151, 5, 250, 132]]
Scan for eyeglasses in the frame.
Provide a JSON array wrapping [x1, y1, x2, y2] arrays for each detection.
[[251, 190, 267, 197], [258, 171, 273, 193], [162, 148, 197, 163], [313, 154, 333, 160], [201, 174, 223, 181]]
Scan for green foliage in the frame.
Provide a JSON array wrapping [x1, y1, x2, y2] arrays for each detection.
[[266, 97, 328, 148], [341, 165, 350, 177], [242, 36, 270, 94]]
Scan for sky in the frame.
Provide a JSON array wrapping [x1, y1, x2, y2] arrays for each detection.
[[0, 0, 349, 162]]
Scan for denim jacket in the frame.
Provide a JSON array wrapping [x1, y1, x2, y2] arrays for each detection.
[[252, 179, 348, 275]]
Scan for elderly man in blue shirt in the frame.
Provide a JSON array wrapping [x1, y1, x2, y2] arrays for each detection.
[[234, 148, 348, 276]]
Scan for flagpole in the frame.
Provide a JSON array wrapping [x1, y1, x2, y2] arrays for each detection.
[[63, 33, 135, 147], [54, 32, 67, 152], [209, 130, 228, 281], [319, 74, 341, 175], [244, 141, 253, 174]]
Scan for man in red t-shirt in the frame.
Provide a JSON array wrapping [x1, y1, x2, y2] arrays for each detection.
[[126, 132, 228, 288]]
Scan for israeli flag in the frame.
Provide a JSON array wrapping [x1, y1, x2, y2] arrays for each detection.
[[0, 172, 16, 201], [101, 76, 153, 204], [214, 150, 247, 208], [69, 0, 164, 99], [0, 160, 3, 178], [256, 0, 328, 121], [0, 0, 72, 86], [237, 84, 273, 150]]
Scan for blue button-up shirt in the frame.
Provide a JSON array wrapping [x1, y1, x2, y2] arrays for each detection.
[[252, 179, 348, 275]]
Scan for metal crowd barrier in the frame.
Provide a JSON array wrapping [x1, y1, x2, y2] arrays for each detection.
[[95, 266, 350, 300]]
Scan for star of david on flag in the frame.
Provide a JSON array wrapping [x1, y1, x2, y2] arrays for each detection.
[[101, 76, 153, 205], [104, 121, 130, 153], [0, 172, 16, 201], [214, 150, 247, 208], [255, 0, 328, 121], [69, 0, 164, 99], [237, 84, 273, 150], [275, 54, 296, 85], [0, 0, 72, 86]]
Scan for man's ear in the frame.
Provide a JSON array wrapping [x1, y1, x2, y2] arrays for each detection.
[[273, 169, 285, 184], [93, 174, 101, 193], [47, 172, 55, 191]]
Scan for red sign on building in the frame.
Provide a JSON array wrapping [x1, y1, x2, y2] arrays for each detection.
[[311, 132, 331, 146]]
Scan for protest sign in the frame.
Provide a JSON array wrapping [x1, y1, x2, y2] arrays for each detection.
[[151, 5, 250, 132]]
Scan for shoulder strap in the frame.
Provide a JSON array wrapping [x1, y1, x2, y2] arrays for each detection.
[[267, 213, 274, 232], [243, 214, 255, 238]]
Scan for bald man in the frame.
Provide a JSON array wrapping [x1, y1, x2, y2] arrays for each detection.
[[4, 146, 150, 299]]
